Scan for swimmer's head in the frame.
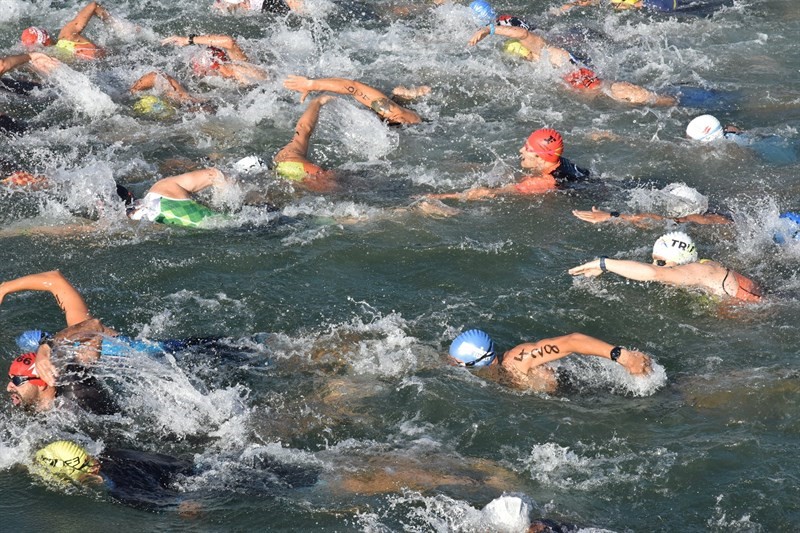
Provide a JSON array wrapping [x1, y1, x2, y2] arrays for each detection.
[[21, 27, 53, 47], [33, 440, 98, 485], [469, 0, 496, 26], [133, 95, 176, 119], [16, 330, 49, 353], [8, 352, 47, 388], [774, 212, 800, 245], [652, 231, 698, 265], [661, 183, 709, 218], [449, 329, 496, 367], [233, 155, 268, 174], [565, 68, 602, 91], [496, 15, 531, 31], [686, 115, 723, 143], [191, 46, 229, 76], [523, 128, 564, 163], [503, 40, 532, 59]]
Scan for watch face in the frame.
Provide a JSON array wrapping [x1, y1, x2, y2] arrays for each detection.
[[610, 346, 622, 361]]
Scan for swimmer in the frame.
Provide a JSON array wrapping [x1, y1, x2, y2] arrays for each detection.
[[569, 231, 764, 303], [160, 33, 268, 85], [283, 75, 427, 125], [426, 128, 592, 200], [2, 270, 120, 413], [686, 115, 797, 165], [273, 96, 337, 192], [130, 71, 214, 115], [212, 0, 305, 14], [448, 329, 652, 394], [467, 13, 675, 106], [573, 183, 732, 226], [20, 1, 114, 60], [127, 168, 231, 228]]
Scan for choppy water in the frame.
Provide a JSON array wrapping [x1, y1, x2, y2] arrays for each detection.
[[2, 0, 800, 531]]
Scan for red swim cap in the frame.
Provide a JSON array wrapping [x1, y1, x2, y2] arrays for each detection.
[[565, 68, 602, 90], [9, 352, 47, 387], [524, 128, 564, 163], [191, 46, 229, 76], [21, 27, 52, 47]]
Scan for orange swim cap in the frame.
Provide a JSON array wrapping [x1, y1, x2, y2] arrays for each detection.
[[21, 27, 52, 47], [524, 128, 563, 163], [9, 352, 47, 387], [565, 67, 602, 91]]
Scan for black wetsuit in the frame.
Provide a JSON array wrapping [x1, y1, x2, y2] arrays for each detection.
[[99, 449, 194, 510], [56, 363, 119, 415], [0, 114, 25, 135], [552, 157, 592, 189], [263, 0, 290, 14]]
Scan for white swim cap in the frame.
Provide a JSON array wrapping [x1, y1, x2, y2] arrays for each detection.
[[661, 183, 708, 218], [233, 155, 267, 174], [686, 114, 723, 142], [480, 494, 532, 531], [652, 231, 698, 265]]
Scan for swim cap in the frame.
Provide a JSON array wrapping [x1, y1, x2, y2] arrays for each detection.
[[503, 39, 531, 59], [524, 129, 564, 163], [652, 231, 698, 265], [8, 352, 47, 387], [469, 0, 496, 26], [496, 15, 531, 31], [565, 68, 602, 91], [686, 115, 723, 142], [611, 0, 639, 4], [233, 155, 267, 174], [661, 183, 708, 218], [21, 27, 52, 47], [449, 329, 496, 367], [33, 440, 96, 484], [774, 212, 800, 244], [16, 330, 48, 352], [133, 95, 176, 119], [191, 46, 229, 76]]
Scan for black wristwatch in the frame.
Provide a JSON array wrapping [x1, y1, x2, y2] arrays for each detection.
[[599, 256, 608, 273], [610, 346, 622, 362], [188, 34, 197, 45]]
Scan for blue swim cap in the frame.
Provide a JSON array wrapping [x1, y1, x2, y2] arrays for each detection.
[[449, 329, 496, 367], [16, 329, 48, 352], [774, 212, 800, 244], [469, 0, 496, 26]]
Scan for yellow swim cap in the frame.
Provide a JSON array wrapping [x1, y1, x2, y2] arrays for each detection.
[[611, 0, 639, 4], [33, 440, 97, 485], [502, 39, 532, 59], [133, 95, 176, 119]]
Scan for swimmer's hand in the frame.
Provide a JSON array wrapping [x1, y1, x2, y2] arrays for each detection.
[[27, 52, 61, 76], [618, 349, 652, 375], [572, 206, 614, 224], [568, 259, 604, 278], [34, 345, 58, 387], [161, 35, 190, 47], [283, 75, 315, 103], [409, 198, 460, 218], [468, 28, 491, 47], [391, 85, 431, 101]]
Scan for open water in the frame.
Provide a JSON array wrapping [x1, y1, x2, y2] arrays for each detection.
[[1, 0, 800, 531]]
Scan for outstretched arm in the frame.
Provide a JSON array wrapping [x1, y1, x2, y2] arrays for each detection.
[[0, 54, 31, 76], [0, 271, 91, 326], [275, 96, 333, 163], [507, 332, 652, 375], [284, 75, 387, 105], [426, 184, 520, 201], [572, 206, 732, 225], [59, 1, 111, 40], [148, 168, 229, 199], [131, 71, 201, 105], [569, 257, 719, 291], [161, 34, 248, 61]]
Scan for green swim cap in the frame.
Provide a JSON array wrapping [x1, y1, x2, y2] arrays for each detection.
[[503, 39, 531, 59], [33, 440, 96, 484], [133, 95, 176, 119]]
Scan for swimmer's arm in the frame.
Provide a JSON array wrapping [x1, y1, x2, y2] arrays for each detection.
[[510, 334, 651, 375], [426, 184, 516, 201], [569, 257, 714, 290], [284, 75, 385, 107], [552, 0, 601, 14], [131, 72, 200, 104], [469, 25, 530, 47], [59, 1, 110, 40], [26, 52, 61, 76], [275, 96, 333, 162], [160, 34, 248, 61], [0, 54, 31, 76], [149, 168, 230, 198], [0, 270, 92, 326], [130, 71, 158, 92]]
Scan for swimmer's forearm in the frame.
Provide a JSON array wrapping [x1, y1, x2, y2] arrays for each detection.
[[602, 258, 659, 281], [0, 271, 92, 325], [0, 54, 31, 76]]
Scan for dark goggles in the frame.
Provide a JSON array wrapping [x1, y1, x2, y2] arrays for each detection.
[[9, 375, 35, 386], [463, 351, 494, 367]]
